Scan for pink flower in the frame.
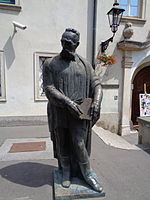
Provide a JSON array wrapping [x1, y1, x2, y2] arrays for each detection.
[[97, 54, 118, 66]]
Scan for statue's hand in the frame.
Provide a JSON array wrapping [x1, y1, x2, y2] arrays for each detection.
[[67, 101, 83, 119], [91, 101, 101, 126]]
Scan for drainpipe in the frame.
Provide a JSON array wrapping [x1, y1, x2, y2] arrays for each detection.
[[92, 0, 97, 69]]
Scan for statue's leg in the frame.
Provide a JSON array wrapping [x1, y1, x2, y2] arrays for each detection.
[[70, 125, 103, 192], [60, 157, 71, 188], [55, 128, 71, 188]]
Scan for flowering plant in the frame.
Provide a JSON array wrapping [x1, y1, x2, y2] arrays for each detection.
[[97, 54, 118, 66]]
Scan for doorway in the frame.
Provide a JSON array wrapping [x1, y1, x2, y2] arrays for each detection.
[[131, 66, 150, 125]]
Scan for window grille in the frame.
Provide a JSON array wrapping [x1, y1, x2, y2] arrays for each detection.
[[34, 52, 57, 101]]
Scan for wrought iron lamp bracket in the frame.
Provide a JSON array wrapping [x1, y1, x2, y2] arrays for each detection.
[[101, 33, 115, 53]]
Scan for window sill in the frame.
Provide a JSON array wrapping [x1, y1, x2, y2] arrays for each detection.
[[0, 3, 21, 11], [121, 16, 146, 24]]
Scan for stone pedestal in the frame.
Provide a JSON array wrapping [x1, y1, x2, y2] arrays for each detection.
[[137, 117, 150, 145], [53, 169, 105, 200]]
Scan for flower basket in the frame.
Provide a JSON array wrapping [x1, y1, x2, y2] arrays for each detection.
[[97, 54, 118, 66]]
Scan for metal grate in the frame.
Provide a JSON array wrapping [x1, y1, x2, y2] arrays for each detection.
[[9, 142, 46, 153], [39, 56, 48, 97]]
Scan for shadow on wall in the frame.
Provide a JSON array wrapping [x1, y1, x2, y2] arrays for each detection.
[[3, 36, 15, 69], [95, 42, 123, 134], [95, 45, 122, 84], [0, 162, 56, 187]]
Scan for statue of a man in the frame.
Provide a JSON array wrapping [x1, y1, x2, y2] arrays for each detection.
[[43, 28, 103, 192]]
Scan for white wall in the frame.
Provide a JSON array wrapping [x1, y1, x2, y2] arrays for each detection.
[[95, 0, 150, 133], [1, 0, 150, 133], [0, 0, 89, 117]]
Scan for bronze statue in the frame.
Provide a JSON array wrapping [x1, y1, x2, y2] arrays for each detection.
[[43, 28, 103, 192]]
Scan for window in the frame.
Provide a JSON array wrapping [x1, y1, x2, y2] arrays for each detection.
[[0, 51, 6, 102], [0, 0, 15, 4], [0, 0, 21, 11], [120, 0, 140, 17], [34, 52, 57, 101], [120, 0, 146, 23]]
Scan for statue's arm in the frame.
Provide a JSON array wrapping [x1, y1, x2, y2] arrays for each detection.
[[93, 84, 103, 107], [43, 60, 82, 117], [89, 65, 103, 125]]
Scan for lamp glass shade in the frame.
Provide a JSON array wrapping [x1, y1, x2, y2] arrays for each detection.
[[107, 7, 125, 33]]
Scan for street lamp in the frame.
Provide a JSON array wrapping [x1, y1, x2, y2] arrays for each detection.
[[101, 1, 125, 53]]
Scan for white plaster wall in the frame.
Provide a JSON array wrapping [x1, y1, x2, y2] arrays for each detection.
[[0, 0, 89, 117], [101, 89, 119, 112], [96, 0, 150, 84], [95, 0, 123, 130], [95, 0, 150, 133], [1, 0, 150, 131]]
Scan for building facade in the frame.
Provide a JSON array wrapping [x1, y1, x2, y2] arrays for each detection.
[[0, 0, 149, 135]]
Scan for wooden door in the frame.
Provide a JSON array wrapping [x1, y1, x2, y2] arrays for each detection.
[[131, 66, 150, 125]]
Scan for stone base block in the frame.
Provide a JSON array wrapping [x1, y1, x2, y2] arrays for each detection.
[[138, 117, 150, 145], [53, 169, 105, 200], [120, 125, 131, 136]]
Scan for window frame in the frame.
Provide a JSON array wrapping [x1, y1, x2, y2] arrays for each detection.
[[120, 0, 140, 17], [34, 52, 58, 102], [0, 0, 15, 4], [120, 0, 146, 24], [0, 51, 6, 102], [0, 0, 21, 11]]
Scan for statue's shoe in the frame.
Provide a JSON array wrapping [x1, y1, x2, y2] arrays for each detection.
[[85, 174, 103, 192], [62, 180, 71, 188], [61, 168, 71, 188]]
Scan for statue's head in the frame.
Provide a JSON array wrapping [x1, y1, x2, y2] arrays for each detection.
[[61, 28, 80, 53]]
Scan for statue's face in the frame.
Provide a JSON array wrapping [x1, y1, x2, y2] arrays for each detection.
[[61, 32, 79, 53]]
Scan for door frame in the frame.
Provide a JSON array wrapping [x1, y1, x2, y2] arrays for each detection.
[[131, 61, 150, 126]]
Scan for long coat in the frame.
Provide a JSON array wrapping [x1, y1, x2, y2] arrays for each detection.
[[43, 52, 101, 159]]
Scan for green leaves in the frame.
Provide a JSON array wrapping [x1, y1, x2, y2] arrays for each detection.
[[97, 54, 118, 66]]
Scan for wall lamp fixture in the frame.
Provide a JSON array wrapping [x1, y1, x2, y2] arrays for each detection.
[[101, 0, 125, 53]]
